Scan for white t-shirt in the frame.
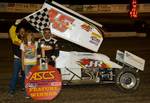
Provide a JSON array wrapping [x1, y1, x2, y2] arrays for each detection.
[[20, 42, 38, 65]]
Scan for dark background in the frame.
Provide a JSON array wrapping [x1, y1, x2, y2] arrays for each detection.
[[0, 0, 150, 34], [1, 0, 150, 4]]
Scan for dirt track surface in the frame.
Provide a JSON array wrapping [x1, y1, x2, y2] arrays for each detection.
[[0, 37, 150, 103]]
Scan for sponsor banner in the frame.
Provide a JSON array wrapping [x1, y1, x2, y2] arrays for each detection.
[[98, 5, 111, 13], [1, 3, 150, 13], [69, 5, 83, 12], [98, 4, 128, 13], [0, 3, 42, 13], [124, 51, 145, 71], [83, 5, 98, 12], [0, 3, 8, 12], [139, 4, 150, 12], [25, 65, 62, 100], [111, 4, 128, 13]]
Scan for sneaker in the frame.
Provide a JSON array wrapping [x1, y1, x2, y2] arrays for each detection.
[[21, 88, 25, 91], [8, 90, 15, 97], [95, 77, 100, 83], [25, 96, 31, 99]]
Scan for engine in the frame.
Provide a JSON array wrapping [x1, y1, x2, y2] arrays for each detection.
[[99, 68, 113, 81]]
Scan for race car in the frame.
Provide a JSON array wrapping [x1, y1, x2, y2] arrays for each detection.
[[55, 50, 145, 92]]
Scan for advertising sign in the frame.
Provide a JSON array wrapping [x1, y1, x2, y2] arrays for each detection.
[[25, 65, 62, 100]]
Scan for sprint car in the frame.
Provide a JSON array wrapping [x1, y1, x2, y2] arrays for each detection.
[[55, 50, 145, 91]]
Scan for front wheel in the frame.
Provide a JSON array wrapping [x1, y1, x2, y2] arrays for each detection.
[[115, 68, 140, 92]]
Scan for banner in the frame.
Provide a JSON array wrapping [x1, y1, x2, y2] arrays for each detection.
[[0, 3, 42, 13], [98, 5, 111, 13], [25, 65, 62, 100], [83, 5, 98, 12], [139, 4, 150, 13], [25, 1, 103, 52], [1, 3, 150, 13]]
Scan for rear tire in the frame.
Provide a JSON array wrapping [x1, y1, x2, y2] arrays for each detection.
[[115, 67, 140, 92]]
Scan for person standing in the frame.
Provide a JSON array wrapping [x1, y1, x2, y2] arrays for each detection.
[[20, 30, 38, 98], [37, 28, 59, 66], [8, 19, 25, 96]]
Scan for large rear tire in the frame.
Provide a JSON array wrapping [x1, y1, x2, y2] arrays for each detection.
[[115, 67, 140, 92]]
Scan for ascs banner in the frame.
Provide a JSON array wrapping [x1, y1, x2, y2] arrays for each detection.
[[25, 65, 62, 100], [25, 0, 103, 52]]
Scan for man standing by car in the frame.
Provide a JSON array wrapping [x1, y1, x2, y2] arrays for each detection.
[[37, 28, 59, 67], [8, 19, 25, 96]]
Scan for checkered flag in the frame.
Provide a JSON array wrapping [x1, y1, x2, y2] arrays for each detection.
[[25, 8, 50, 32]]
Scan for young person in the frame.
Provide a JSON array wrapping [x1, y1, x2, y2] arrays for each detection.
[[20, 30, 38, 98]]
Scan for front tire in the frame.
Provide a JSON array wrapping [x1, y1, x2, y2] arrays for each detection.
[[115, 67, 140, 92]]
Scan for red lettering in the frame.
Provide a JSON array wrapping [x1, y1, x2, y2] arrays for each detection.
[[48, 8, 75, 32]]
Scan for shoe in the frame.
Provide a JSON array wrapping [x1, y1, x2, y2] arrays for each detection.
[[95, 77, 100, 83], [25, 96, 31, 99], [21, 88, 25, 91], [8, 90, 15, 97]]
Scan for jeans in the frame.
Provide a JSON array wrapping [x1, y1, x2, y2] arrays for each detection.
[[9, 58, 25, 92], [24, 65, 34, 77], [24, 65, 34, 97]]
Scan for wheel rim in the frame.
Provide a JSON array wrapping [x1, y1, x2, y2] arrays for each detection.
[[120, 73, 137, 89]]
